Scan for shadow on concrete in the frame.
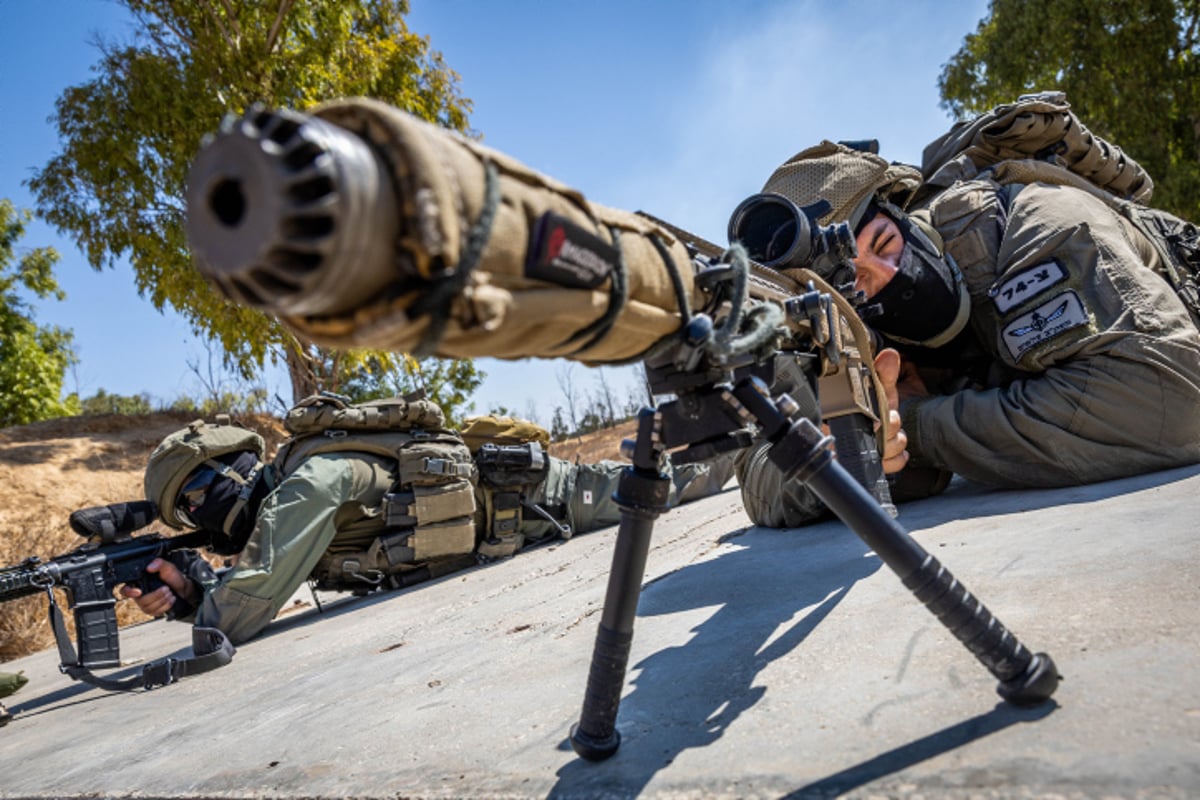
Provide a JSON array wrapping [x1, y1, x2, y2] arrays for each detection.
[[782, 700, 1058, 799], [6, 641, 196, 720], [548, 522, 883, 798]]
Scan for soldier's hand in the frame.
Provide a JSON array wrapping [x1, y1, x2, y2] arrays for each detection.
[[873, 348, 910, 474], [119, 558, 199, 618], [895, 356, 931, 403]]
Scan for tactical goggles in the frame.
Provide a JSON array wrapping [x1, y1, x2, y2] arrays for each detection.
[[175, 466, 219, 528]]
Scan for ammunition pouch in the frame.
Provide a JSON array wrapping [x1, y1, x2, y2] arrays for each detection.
[[310, 481, 478, 594], [473, 442, 571, 560]]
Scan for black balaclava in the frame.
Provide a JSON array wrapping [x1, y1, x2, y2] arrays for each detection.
[[189, 451, 272, 555], [859, 207, 969, 348]]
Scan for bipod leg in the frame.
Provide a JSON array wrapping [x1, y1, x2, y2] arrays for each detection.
[[772, 413, 1060, 704], [570, 409, 672, 761]]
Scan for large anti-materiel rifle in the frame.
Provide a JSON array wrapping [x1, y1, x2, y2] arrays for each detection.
[[0, 502, 234, 692], [184, 99, 1059, 759]]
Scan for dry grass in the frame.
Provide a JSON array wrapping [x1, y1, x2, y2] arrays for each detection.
[[548, 419, 636, 464]]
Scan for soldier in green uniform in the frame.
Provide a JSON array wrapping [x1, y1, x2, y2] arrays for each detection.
[[124, 416, 737, 645], [125, 419, 416, 645]]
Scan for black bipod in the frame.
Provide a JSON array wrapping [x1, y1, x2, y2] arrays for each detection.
[[569, 366, 1059, 762]]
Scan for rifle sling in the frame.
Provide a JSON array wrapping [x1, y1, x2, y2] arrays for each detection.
[[46, 587, 235, 692]]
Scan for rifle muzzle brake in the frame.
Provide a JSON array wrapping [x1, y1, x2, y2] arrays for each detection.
[[186, 106, 401, 317]]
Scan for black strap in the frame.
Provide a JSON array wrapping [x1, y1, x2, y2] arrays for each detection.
[[414, 159, 501, 357], [613, 230, 702, 367], [523, 500, 573, 539], [561, 225, 630, 356], [47, 588, 235, 692]]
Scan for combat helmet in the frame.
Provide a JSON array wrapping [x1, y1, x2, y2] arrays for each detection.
[[761, 140, 924, 230], [145, 416, 266, 530]]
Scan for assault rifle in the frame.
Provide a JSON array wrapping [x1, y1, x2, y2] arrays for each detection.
[[183, 100, 1059, 760], [0, 501, 234, 692]]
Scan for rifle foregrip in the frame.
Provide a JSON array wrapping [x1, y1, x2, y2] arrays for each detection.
[[0, 566, 43, 603], [827, 414, 896, 517]]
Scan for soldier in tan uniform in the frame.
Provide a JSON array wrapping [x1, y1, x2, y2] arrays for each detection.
[[739, 136, 1200, 526]]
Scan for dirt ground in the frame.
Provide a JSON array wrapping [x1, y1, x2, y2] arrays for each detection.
[[0, 411, 630, 662]]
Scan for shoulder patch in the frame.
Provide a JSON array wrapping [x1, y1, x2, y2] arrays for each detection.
[[1002, 290, 1089, 360], [989, 260, 1067, 313]]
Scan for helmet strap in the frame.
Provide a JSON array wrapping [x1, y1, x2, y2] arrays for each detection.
[[201, 457, 267, 539]]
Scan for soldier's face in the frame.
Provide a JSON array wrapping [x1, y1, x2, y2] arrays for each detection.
[[853, 212, 903, 299]]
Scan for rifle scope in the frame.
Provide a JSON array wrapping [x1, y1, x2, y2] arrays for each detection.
[[727, 193, 856, 277]]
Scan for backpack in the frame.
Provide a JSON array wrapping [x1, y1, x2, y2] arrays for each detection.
[[459, 415, 572, 559], [920, 91, 1154, 203], [921, 91, 1200, 328], [274, 393, 478, 592]]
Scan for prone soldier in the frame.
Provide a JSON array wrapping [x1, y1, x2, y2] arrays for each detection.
[[737, 96, 1200, 526]]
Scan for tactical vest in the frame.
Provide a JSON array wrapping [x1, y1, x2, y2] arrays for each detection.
[[274, 393, 478, 593], [459, 415, 572, 559], [921, 92, 1200, 329]]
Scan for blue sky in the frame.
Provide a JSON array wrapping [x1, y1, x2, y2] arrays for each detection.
[[0, 0, 989, 424]]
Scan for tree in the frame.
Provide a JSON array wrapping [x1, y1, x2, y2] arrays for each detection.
[[593, 368, 618, 428], [0, 200, 79, 427], [340, 354, 485, 428], [549, 406, 570, 443], [556, 362, 582, 439], [79, 389, 154, 416], [29, 0, 476, 402], [939, 0, 1200, 221]]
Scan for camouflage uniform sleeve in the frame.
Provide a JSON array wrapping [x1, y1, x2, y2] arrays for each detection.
[[193, 455, 373, 643], [735, 440, 828, 528], [906, 180, 1200, 487]]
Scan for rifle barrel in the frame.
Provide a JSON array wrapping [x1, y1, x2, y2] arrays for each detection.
[[0, 563, 48, 604]]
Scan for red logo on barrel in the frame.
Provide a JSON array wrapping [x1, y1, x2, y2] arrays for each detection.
[[547, 225, 566, 260]]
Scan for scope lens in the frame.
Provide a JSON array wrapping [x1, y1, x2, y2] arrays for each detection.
[[727, 194, 810, 268]]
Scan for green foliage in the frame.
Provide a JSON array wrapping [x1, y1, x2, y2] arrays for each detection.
[[78, 389, 155, 416], [939, 0, 1200, 221], [341, 354, 485, 428], [549, 407, 570, 442], [28, 0, 474, 400], [0, 200, 78, 427], [168, 387, 269, 417]]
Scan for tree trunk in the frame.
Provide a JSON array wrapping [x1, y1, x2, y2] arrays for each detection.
[[285, 339, 318, 404]]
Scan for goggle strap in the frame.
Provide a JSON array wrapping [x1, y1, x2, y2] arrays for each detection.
[[220, 461, 265, 537], [203, 458, 249, 486]]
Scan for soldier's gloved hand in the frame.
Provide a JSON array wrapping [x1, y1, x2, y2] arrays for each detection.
[[873, 348, 910, 475], [119, 557, 200, 619]]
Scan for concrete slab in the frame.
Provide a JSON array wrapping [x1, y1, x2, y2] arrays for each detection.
[[2, 466, 1198, 799]]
